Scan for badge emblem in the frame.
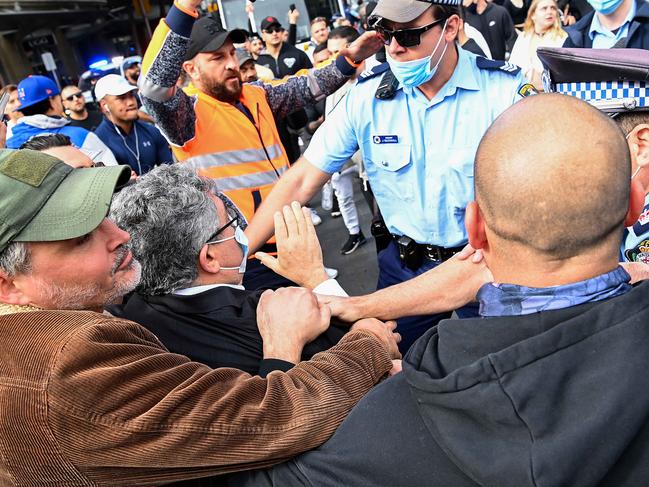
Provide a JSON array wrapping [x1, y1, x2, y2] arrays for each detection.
[[284, 58, 296, 69], [625, 239, 649, 264]]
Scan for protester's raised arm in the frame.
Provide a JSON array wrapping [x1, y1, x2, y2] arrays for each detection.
[[258, 32, 384, 119], [139, 1, 199, 146]]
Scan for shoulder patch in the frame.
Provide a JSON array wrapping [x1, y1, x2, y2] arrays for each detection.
[[476, 56, 521, 76], [518, 83, 538, 98], [358, 62, 390, 84]]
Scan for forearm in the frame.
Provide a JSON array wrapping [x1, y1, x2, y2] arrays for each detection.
[[139, 2, 197, 145], [57, 320, 391, 478], [347, 257, 491, 320], [261, 57, 355, 119], [247, 157, 329, 252]]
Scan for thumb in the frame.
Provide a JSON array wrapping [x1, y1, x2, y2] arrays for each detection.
[[318, 302, 332, 330], [255, 252, 280, 273]]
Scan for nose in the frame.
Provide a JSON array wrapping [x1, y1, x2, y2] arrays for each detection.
[[225, 53, 239, 72], [100, 218, 131, 251], [388, 35, 406, 54]]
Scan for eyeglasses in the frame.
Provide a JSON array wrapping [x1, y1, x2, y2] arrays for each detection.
[[205, 198, 244, 244], [375, 17, 446, 47], [264, 27, 284, 34], [64, 92, 84, 102]]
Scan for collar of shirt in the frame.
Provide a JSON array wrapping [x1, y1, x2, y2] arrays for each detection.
[[477, 266, 632, 317], [589, 0, 636, 43], [402, 47, 480, 108], [173, 283, 245, 296]]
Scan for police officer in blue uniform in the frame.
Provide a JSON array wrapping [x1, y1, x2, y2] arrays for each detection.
[[538, 47, 649, 268], [246, 0, 533, 352]]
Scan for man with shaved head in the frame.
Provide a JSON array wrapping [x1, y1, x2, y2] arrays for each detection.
[[229, 94, 649, 487]]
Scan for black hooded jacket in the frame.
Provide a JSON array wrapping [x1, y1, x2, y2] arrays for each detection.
[[231, 280, 649, 486]]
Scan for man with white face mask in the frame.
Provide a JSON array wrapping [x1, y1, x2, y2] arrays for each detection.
[[109, 164, 356, 376], [245, 0, 531, 353], [563, 0, 649, 48]]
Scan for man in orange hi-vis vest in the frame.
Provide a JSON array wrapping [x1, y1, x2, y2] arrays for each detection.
[[139, 0, 383, 290]]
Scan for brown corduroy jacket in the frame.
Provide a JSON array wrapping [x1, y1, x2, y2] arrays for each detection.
[[0, 308, 392, 486]]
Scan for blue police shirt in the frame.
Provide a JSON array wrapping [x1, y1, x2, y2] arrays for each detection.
[[622, 193, 649, 263], [304, 48, 526, 247], [94, 118, 172, 175], [589, 0, 636, 48]]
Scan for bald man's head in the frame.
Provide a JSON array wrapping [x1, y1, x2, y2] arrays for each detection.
[[475, 94, 631, 259]]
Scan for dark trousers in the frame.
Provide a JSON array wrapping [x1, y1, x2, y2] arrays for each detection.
[[377, 241, 479, 354]]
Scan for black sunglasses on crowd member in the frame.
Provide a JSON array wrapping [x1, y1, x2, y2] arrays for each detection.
[[264, 26, 284, 34], [64, 92, 84, 102], [373, 17, 446, 47]]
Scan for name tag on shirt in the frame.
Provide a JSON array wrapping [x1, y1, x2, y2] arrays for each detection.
[[373, 135, 399, 144]]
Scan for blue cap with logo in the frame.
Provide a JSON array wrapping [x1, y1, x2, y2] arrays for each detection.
[[16, 75, 60, 111], [538, 47, 648, 116]]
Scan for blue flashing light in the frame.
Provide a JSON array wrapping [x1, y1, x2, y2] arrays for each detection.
[[89, 59, 109, 69]]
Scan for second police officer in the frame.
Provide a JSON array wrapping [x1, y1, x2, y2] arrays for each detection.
[[246, 0, 535, 352]]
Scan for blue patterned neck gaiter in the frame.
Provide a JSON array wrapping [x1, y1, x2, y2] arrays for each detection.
[[478, 267, 632, 317]]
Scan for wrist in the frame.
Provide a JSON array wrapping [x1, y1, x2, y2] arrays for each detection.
[[305, 269, 330, 289], [262, 342, 302, 364]]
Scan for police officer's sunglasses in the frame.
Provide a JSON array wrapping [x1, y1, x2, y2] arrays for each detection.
[[374, 17, 446, 47]]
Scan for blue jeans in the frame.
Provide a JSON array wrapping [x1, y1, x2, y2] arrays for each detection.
[[377, 241, 479, 354]]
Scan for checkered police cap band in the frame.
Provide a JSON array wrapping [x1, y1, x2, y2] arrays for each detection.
[[548, 79, 648, 114], [416, 0, 463, 5]]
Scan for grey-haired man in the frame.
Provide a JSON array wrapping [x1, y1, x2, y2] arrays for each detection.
[[0, 149, 399, 484]]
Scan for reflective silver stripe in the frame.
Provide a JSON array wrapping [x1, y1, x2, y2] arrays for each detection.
[[185, 143, 283, 170], [213, 165, 288, 191]]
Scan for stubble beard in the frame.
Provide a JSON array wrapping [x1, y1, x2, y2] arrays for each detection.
[[32, 257, 142, 311], [203, 71, 243, 104]]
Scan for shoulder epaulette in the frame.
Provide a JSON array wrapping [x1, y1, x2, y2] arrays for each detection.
[[358, 62, 390, 84], [476, 56, 521, 75]]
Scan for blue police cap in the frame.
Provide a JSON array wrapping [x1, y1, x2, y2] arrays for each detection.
[[538, 47, 648, 115]]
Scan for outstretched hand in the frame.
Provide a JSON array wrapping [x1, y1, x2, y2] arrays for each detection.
[[256, 201, 329, 289]]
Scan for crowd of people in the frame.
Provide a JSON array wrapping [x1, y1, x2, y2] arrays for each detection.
[[0, 0, 647, 484]]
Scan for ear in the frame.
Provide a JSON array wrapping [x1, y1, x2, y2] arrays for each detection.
[[198, 243, 221, 275], [99, 99, 109, 114], [0, 271, 31, 306], [465, 201, 488, 250], [182, 60, 199, 82], [625, 178, 646, 227], [629, 124, 649, 169], [446, 14, 461, 41]]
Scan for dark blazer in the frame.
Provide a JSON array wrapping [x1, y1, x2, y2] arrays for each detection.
[[564, 0, 649, 48], [110, 286, 348, 376]]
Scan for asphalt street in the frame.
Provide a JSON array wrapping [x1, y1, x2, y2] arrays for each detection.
[[312, 176, 379, 297]]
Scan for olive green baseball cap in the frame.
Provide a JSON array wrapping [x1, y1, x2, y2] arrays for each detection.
[[0, 149, 131, 252]]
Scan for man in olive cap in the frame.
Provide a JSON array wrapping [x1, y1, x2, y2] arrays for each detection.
[[0, 149, 399, 484]]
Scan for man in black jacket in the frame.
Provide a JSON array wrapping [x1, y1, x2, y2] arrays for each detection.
[[108, 164, 353, 376], [464, 0, 518, 59], [257, 16, 313, 165], [228, 93, 649, 487], [563, 0, 649, 48]]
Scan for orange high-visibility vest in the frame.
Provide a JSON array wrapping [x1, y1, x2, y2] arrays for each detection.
[[175, 84, 290, 236]]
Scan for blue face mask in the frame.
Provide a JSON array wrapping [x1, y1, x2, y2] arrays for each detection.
[[587, 0, 624, 14], [385, 19, 449, 88], [211, 226, 249, 274]]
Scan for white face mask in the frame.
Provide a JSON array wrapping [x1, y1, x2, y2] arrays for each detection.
[[208, 225, 249, 274], [385, 19, 449, 88]]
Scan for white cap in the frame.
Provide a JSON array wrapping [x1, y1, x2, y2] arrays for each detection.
[[94, 74, 137, 101]]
